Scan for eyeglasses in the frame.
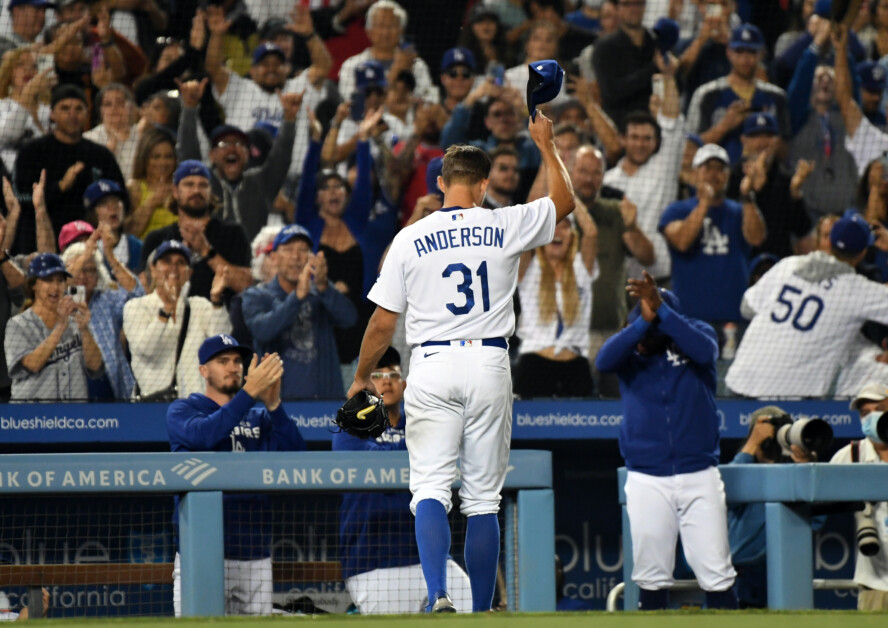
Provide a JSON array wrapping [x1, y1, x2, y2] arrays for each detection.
[[321, 183, 345, 192], [447, 69, 473, 79], [370, 372, 402, 381], [215, 140, 246, 150], [155, 36, 181, 46]]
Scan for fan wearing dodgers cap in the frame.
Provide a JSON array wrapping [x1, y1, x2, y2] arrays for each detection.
[[659, 143, 765, 326], [596, 272, 737, 610], [686, 23, 790, 165], [439, 48, 477, 114], [167, 334, 306, 616], [242, 225, 357, 400], [829, 381, 888, 610], [725, 112, 813, 259], [727, 212, 888, 397], [5, 252, 104, 402], [0, 0, 52, 58], [203, 2, 330, 175], [858, 61, 888, 130]]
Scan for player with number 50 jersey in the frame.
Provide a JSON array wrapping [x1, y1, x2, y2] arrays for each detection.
[[727, 213, 888, 398]]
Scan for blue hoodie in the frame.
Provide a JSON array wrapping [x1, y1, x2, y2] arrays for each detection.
[[595, 304, 720, 476], [331, 409, 419, 579], [167, 389, 307, 559]]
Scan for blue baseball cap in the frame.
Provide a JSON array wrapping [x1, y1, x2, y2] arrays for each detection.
[[426, 156, 444, 199], [272, 224, 313, 251], [627, 288, 681, 325], [198, 334, 253, 365], [858, 61, 887, 92], [830, 213, 875, 255], [814, 0, 831, 17], [8, 0, 55, 10], [152, 240, 192, 266], [83, 179, 124, 211], [729, 24, 765, 51], [355, 60, 387, 91], [527, 59, 564, 121], [653, 17, 679, 55], [741, 112, 779, 137], [441, 47, 475, 73], [749, 252, 779, 274], [28, 253, 71, 279], [173, 159, 211, 185], [252, 42, 286, 65]]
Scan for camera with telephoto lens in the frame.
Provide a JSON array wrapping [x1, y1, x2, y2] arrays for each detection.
[[856, 502, 881, 556], [761, 414, 833, 459]]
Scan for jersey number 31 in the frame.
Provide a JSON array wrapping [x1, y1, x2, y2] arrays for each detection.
[[443, 261, 490, 315]]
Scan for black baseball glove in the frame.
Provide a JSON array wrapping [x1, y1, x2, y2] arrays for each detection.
[[335, 390, 388, 439]]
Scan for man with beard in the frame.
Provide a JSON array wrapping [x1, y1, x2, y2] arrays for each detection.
[[242, 224, 357, 400], [140, 161, 252, 300], [167, 334, 306, 615], [572, 145, 653, 394], [13, 85, 125, 254], [205, 3, 331, 176], [686, 24, 789, 165], [177, 78, 302, 240], [595, 272, 737, 611], [659, 143, 765, 328], [482, 146, 520, 209]]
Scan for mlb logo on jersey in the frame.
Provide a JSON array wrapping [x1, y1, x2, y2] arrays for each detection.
[[452, 213, 464, 221], [459, 340, 473, 347]]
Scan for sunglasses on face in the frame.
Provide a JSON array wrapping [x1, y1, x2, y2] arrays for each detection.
[[215, 140, 246, 150], [370, 371, 402, 381], [447, 69, 473, 79]]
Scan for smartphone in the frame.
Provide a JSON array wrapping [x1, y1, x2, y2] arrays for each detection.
[[706, 4, 723, 17], [68, 285, 86, 305], [488, 62, 504, 87], [350, 93, 365, 121], [36, 53, 54, 75], [91, 44, 105, 73], [652, 75, 664, 100]]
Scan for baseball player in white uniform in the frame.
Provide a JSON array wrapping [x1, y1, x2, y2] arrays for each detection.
[[347, 113, 575, 612]]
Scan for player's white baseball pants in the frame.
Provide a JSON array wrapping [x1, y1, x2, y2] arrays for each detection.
[[405, 341, 512, 516], [173, 553, 273, 616], [346, 559, 473, 613], [625, 466, 736, 592]]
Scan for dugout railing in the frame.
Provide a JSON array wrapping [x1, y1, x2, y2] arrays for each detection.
[[616, 464, 888, 611], [0, 450, 554, 617]]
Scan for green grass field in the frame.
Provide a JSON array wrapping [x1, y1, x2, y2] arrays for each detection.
[[27, 612, 888, 628]]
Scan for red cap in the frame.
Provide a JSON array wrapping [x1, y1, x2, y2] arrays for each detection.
[[58, 220, 94, 252]]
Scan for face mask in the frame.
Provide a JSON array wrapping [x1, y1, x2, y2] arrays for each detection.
[[861, 411, 885, 444]]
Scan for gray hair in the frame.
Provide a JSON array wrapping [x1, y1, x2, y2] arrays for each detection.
[[367, 0, 407, 30]]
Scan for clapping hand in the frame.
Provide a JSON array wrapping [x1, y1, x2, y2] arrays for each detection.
[[243, 352, 284, 404], [626, 270, 662, 322]]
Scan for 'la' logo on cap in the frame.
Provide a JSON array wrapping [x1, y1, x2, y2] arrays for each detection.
[[99, 181, 111, 192], [742, 29, 751, 40], [536, 65, 544, 71], [875, 67, 885, 80], [757, 114, 766, 126], [221, 335, 234, 345]]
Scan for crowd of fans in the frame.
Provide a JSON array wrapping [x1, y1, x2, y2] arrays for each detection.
[[1, 0, 888, 402]]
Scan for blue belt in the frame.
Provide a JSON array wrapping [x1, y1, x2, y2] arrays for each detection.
[[420, 338, 508, 349]]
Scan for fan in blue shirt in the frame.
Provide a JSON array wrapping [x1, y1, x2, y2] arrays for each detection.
[[332, 347, 471, 614], [167, 335, 306, 616]]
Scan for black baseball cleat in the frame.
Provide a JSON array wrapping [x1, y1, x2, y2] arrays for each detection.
[[431, 591, 456, 613]]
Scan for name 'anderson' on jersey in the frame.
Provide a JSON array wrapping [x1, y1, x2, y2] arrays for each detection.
[[368, 198, 556, 346]]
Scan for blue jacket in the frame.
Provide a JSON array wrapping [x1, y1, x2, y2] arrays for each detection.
[[167, 389, 307, 559], [242, 276, 357, 399], [331, 410, 419, 579], [595, 304, 720, 476]]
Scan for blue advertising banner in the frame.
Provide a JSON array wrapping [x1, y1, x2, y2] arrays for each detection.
[[0, 400, 862, 444]]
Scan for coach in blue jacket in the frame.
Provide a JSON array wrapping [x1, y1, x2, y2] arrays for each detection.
[[332, 347, 471, 613], [596, 271, 737, 610], [167, 334, 306, 616]]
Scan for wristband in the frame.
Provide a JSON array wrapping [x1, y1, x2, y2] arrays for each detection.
[[158, 308, 171, 320], [741, 190, 757, 204]]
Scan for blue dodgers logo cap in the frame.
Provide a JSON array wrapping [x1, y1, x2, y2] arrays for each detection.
[[83, 179, 124, 211], [152, 240, 192, 266], [729, 23, 765, 51], [652, 17, 679, 55], [28, 253, 71, 279], [8, 0, 55, 10], [173, 159, 211, 185], [355, 60, 387, 91], [272, 224, 313, 251], [627, 288, 681, 325], [426, 156, 444, 199], [857, 61, 887, 92], [526, 59, 564, 121], [830, 212, 875, 255], [741, 112, 779, 137], [252, 42, 286, 65], [814, 0, 831, 17], [198, 334, 253, 365], [441, 47, 476, 73]]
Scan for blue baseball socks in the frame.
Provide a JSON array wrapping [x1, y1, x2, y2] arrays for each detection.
[[415, 499, 450, 611], [465, 513, 500, 612]]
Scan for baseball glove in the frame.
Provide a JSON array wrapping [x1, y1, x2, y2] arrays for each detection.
[[335, 390, 388, 439]]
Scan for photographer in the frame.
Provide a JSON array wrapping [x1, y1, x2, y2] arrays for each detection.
[[830, 382, 888, 611], [728, 406, 817, 608]]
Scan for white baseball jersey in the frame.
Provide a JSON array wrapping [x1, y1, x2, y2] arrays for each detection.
[[726, 251, 888, 397], [368, 198, 557, 345], [214, 72, 325, 176]]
